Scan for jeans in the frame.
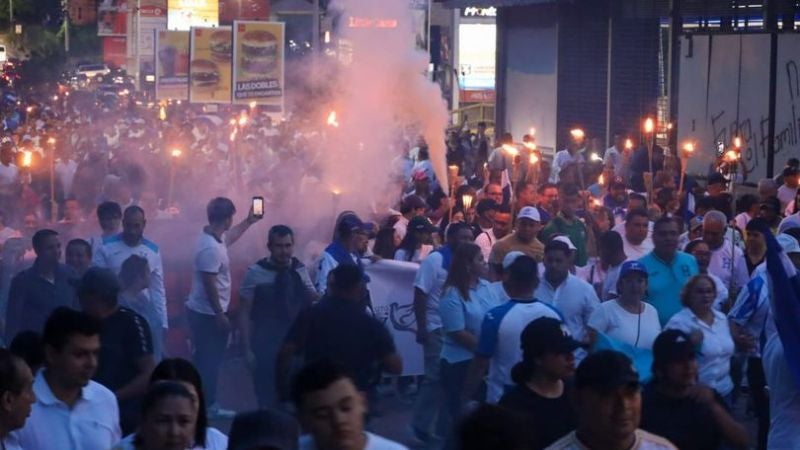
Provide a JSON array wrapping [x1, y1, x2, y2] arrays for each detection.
[[440, 359, 471, 450], [412, 328, 447, 439], [747, 357, 769, 450], [187, 309, 229, 406], [253, 343, 281, 409]]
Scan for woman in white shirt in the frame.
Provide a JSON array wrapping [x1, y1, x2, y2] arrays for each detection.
[[683, 240, 729, 311], [394, 216, 436, 263], [114, 358, 228, 450], [588, 261, 661, 350], [665, 274, 735, 402]]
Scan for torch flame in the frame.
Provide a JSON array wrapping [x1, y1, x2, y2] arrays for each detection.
[[593, 198, 603, 207], [326, 111, 339, 128], [725, 150, 740, 162], [529, 127, 536, 137], [47, 137, 56, 146], [624, 138, 633, 150], [171, 149, 182, 158], [682, 142, 695, 154], [462, 194, 474, 210], [733, 136, 742, 149], [331, 188, 341, 196], [502, 144, 519, 157], [523, 142, 537, 151], [644, 118, 655, 134], [249, 101, 257, 109], [238, 112, 248, 127], [529, 153, 539, 165], [21, 151, 32, 167], [590, 153, 602, 162], [159, 106, 167, 121], [570, 128, 585, 140], [599, 174, 605, 185]]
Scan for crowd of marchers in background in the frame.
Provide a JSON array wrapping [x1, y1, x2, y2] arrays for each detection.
[[2, 94, 800, 450]]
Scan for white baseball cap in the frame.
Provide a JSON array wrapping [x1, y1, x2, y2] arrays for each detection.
[[553, 235, 577, 250], [502, 251, 527, 270], [777, 233, 800, 254], [518, 206, 541, 222]]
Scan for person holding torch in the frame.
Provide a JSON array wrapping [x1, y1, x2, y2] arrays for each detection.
[[551, 128, 586, 183]]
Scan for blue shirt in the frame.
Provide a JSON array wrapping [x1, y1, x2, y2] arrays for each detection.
[[439, 279, 502, 363], [5, 262, 78, 342], [638, 251, 699, 325]]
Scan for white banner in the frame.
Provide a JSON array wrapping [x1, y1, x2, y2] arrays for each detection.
[[366, 260, 424, 377]]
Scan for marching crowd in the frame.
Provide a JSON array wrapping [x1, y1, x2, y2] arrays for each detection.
[[0, 88, 800, 450]]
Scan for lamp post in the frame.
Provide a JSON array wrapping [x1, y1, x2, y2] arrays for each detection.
[[643, 118, 655, 204], [48, 137, 57, 222]]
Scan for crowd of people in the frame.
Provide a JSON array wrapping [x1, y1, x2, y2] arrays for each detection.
[[1, 82, 800, 450]]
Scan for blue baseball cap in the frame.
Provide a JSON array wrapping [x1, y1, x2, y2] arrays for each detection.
[[619, 260, 648, 279]]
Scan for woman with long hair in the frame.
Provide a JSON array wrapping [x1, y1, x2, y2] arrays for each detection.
[[394, 216, 436, 263], [112, 382, 198, 450], [113, 358, 228, 449], [438, 243, 492, 441], [665, 274, 735, 402]]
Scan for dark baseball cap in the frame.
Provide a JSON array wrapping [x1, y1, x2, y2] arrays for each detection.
[[337, 214, 371, 235], [408, 215, 438, 233], [652, 329, 697, 365], [707, 172, 727, 186], [521, 317, 584, 357], [760, 197, 782, 212], [227, 409, 299, 450], [476, 198, 498, 216], [610, 175, 626, 188], [575, 350, 640, 392], [402, 195, 427, 213]]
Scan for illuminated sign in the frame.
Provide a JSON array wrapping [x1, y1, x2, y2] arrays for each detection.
[[168, 0, 219, 30], [458, 23, 495, 90], [347, 17, 399, 29], [462, 7, 497, 18]]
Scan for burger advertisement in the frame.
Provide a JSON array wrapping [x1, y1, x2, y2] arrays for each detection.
[[232, 21, 284, 111], [155, 30, 190, 100], [189, 26, 233, 104]]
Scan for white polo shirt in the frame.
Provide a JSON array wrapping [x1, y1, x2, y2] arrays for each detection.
[[186, 230, 232, 315], [413, 251, 449, 332], [13, 371, 121, 450], [535, 273, 600, 345], [665, 307, 735, 396]]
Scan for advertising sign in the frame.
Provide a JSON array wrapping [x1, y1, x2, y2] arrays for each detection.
[[220, 0, 270, 24], [458, 23, 496, 91], [168, 0, 219, 30], [189, 26, 233, 103], [98, 4, 128, 36], [232, 21, 284, 111], [156, 30, 191, 100], [103, 36, 128, 68]]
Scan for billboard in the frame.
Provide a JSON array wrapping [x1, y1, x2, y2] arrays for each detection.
[[232, 21, 284, 111], [98, 3, 128, 36], [220, 0, 270, 24], [168, 0, 219, 30], [156, 30, 191, 100], [103, 36, 128, 68], [189, 26, 233, 103]]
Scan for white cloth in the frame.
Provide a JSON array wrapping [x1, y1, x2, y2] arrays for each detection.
[[588, 300, 662, 349], [728, 263, 770, 358], [474, 280, 510, 306], [55, 159, 78, 196], [299, 432, 408, 450], [186, 231, 232, 315], [664, 308, 735, 396], [777, 184, 798, 210], [622, 235, 654, 260], [92, 235, 168, 328], [474, 228, 497, 262], [550, 149, 585, 183], [545, 430, 677, 450], [413, 251, 448, 331], [601, 261, 625, 300], [393, 216, 409, 241], [604, 145, 623, 176], [535, 274, 600, 345], [707, 242, 749, 293], [113, 427, 228, 450], [12, 371, 121, 450]]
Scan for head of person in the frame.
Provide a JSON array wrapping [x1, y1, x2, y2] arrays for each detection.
[[599, 230, 625, 265], [573, 351, 641, 447], [0, 348, 36, 434], [543, 239, 571, 281], [32, 229, 61, 266], [624, 208, 649, 246], [745, 218, 769, 255], [783, 167, 799, 188], [559, 183, 581, 219], [706, 173, 726, 197], [77, 267, 121, 318], [515, 207, 542, 243], [0, 143, 12, 165], [135, 382, 198, 450], [757, 179, 779, 202], [63, 199, 83, 223], [227, 409, 299, 450], [538, 183, 559, 212], [206, 197, 236, 231], [651, 329, 698, 390], [445, 221, 474, 250], [517, 182, 537, 207], [475, 199, 498, 224], [65, 239, 92, 276], [457, 404, 531, 450], [400, 195, 427, 219], [267, 225, 295, 267], [680, 274, 717, 315], [609, 177, 628, 203], [652, 216, 680, 257], [119, 254, 150, 292], [738, 193, 761, 218], [511, 317, 579, 385], [42, 307, 103, 389], [777, 233, 800, 270], [329, 265, 365, 303], [628, 193, 647, 212], [9, 331, 44, 375], [336, 214, 370, 252], [492, 206, 512, 240], [701, 210, 727, 249], [445, 243, 484, 302], [292, 359, 367, 450], [759, 197, 782, 224], [150, 358, 209, 448], [684, 239, 711, 273], [412, 170, 430, 193], [485, 183, 503, 205], [501, 253, 539, 298], [616, 261, 649, 302], [402, 216, 437, 251], [122, 205, 147, 245], [96, 201, 122, 234]]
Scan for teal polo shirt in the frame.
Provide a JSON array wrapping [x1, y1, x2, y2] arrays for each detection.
[[638, 251, 699, 325]]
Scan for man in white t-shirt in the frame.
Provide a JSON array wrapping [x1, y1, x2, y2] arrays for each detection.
[[703, 211, 749, 292], [393, 195, 426, 241], [466, 253, 562, 403], [0, 349, 35, 450], [622, 209, 654, 260], [185, 197, 260, 418], [0, 143, 19, 221], [777, 167, 798, 211], [294, 359, 408, 450]]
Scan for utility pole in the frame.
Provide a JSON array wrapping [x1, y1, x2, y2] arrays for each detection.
[[9, 0, 13, 34], [63, 0, 70, 53], [135, 0, 141, 89]]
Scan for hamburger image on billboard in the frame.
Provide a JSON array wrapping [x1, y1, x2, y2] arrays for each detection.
[[240, 29, 278, 77], [210, 29, 232, 62], [191, 59, 221, 91]]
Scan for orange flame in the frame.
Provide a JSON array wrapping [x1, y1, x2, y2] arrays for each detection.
[[644, 118, 655, 134], [502, 144, 519, 157], [624, 138, 633, 150], [327, 111, 339, 128], [21, 151, 32, 167]]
